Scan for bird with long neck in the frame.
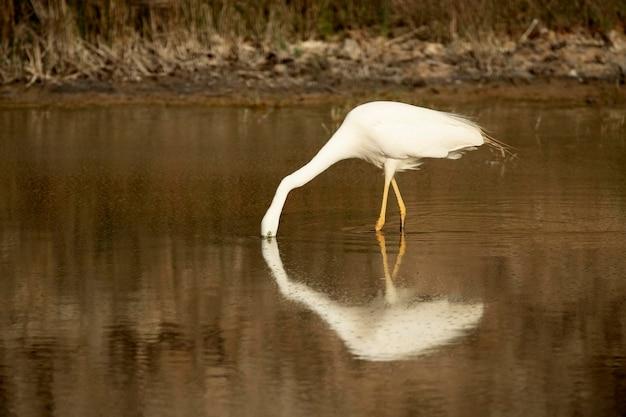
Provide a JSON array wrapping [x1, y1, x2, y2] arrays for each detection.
[[261, 101, 507, 238]]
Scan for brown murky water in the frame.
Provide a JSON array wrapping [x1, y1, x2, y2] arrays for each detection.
[[1, 102, 625, 417]]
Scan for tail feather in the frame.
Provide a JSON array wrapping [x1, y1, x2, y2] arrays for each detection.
[[442, 111, 516, 159], [483, 132, 516, 159]]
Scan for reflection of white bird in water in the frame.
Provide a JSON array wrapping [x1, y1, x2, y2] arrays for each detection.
[[261, 233, 484, 361], [261, 101, 507, 237]]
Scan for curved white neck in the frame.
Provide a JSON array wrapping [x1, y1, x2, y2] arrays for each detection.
[[261, 126, 355, 237]]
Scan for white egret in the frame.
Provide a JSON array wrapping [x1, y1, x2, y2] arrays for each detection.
[[261, 101, 506, 237]]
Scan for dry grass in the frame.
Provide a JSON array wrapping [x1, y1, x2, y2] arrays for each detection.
[[0, 0, 624, 84]]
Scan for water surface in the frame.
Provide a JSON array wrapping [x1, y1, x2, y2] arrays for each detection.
[[0, 102, 625, 417]]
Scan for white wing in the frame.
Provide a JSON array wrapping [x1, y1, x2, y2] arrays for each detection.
[[367, 120, 483, 160], [347, 101, 485, 160]]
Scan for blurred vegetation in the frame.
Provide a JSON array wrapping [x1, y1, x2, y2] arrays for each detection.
[[0, 0, 624, 84], [1, 0, 624, 47]]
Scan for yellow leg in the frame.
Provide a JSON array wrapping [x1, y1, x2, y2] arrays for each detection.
[[391, 178, 407, 230], [375, 179, 391, 231]]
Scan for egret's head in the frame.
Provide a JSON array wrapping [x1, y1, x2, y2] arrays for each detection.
[[261, 209, 280, 238]]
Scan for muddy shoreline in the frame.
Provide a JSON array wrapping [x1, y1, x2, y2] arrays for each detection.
[[2, 29, 625, 108], [1, 78, 624, 108]]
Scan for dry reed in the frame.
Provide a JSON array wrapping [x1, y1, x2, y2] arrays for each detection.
[[1, 0, 624, 84]]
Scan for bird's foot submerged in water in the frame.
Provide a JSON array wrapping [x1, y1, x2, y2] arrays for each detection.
[[375, 220, 406, 233]]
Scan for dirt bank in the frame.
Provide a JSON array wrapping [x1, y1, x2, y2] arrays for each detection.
[[1, 28, 625, 108], [1, 78, 625, 109]]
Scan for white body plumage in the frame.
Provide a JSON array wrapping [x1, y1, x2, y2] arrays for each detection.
[[261, 101, 488, 237]]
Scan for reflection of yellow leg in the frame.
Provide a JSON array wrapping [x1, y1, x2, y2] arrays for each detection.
[[376, 231, 407, 305], [391, 178, 406, 230], [377, 231, 406, 280], [376, 231, 391, 278], [375, 179, 391, 231], [376, 231, 396, 304], [391, 233, 406, 279]]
